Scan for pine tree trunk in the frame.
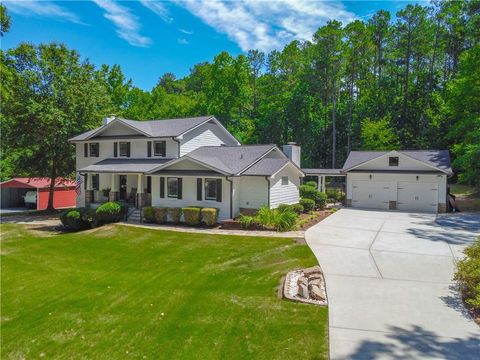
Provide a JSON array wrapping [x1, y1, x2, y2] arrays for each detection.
[[47, 163, 56, 211], [331, 78, 337, 168]]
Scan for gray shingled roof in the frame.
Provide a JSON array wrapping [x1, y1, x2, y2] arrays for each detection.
[[302, 168, 343, 175], [185, 144, 277, 175], [79, 158, 173, 173], [242, 158, 289, 176], [342, 150, 452, 174], [69, 116, 214, 141]]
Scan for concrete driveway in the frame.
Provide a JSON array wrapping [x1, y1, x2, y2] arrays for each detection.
[[306, 209, 480, 360]]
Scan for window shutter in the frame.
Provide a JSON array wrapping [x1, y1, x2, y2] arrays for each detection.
[[160, 177, 165, 198], [84, 174, 87, 189], [127, 142, 131, 157], [84, 143, 88, 157], [216, 179, 222, 202], [147, 176, 151, 194], [177, 178, 183, 199], [147, 141, 152, 157], [197, 178, 202, 201], [114, 142, 118, 157], [161, 141, 166, 157], [95, 143, 100, 157]]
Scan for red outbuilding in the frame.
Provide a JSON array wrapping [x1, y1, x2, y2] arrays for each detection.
[[0, 178, 76, 211]]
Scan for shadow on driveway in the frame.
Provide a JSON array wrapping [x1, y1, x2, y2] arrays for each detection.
[[349, 325, 480, 360]]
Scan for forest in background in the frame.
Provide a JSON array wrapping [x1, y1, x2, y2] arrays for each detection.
[[1, 1, 479, 188]]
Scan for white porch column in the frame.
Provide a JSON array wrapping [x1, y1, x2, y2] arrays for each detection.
[[317, 176, 322, 192], [136, 174, 145, 209], [109, 174, 119, 201]]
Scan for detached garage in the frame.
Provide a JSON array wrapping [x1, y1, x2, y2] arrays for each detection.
[[1, 178, 76, 211], [344, 150, 452, 213]]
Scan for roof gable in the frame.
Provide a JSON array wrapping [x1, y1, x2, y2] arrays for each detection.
[[343, 150, 452, 174]]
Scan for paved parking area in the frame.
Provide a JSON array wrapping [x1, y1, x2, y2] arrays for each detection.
[[306, 209, 480, 360]]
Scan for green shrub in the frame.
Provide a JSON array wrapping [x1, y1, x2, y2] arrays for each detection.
[[59, 208, 91, 231], [454, 238, 480, 312], [239, 214, 257, 229], [305, 181, 318, 188], [143, 206, 156, 223], [277, 204, 291, 212], [201, 208, 219, 226], [299, 198, 315, 212], [154, 207, 168, 224], [316, 192, 328, 210], [255, 206, 298, 232], [95, 201, 124, 225], [167, 207, 182, 224], [183, 207, 201, 226], [291, 203, 304, 214]]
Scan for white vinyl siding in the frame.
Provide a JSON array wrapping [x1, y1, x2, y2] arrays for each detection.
[[239, 177, 268, 209], [179, 122, 237, 156], [269, 165, 301, 208]]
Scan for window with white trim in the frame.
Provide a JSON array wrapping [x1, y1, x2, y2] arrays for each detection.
[[204, 179, 217, 200], [119, 142, 129, 157], [154, 141, 166, 157], [281, 176, 289, 185], [167, 178, 179, 198], [89, 143, 99, 157]]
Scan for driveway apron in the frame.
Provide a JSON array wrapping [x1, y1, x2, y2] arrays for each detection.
[[306, 209, 480, 359]]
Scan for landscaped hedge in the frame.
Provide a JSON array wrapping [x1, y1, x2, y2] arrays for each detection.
[[278, 203, 304, 214], [60, 208, 92, 231], [143, 206, 156, 223], [299, 198, 315, 212], [300, 184, 327, 210], [95, 201, 125, 225], [154, 207, 168, 224], [454, 238, 480, 314], [183, 207, 202, 226], [168, 207, 182, 224], [201, 208, 219, 226]]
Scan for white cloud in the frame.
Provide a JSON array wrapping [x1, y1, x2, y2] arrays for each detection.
[[140, 0, 173, 23], [4, 0, 85, 24], [177, 38, 189, 45], [93, 0, 151, 47], [178, 28, 193, 35], [176, 0, 357, 52]]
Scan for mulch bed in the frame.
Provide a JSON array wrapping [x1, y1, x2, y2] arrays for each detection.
[[297, 210, 333, 231]]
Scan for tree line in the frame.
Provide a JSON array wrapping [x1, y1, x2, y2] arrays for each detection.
[[1, 1, 479, 202]]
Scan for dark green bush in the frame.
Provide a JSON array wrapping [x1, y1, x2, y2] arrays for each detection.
[[316, 192, 328, 210], [299, 198, 315, 212], [59, 208, 91, 230], [143, 206, 156, 223], [454, 238, 480, 312], [277, 204, 291, 212], [154, 207, 168, 224], [305, 181, 318, 188], [183, 207, 201, 226], [291, 203, 304, 214], [167, 207, 182, 224], [201, 208, 219, 226], [255, 206, 298, 232], [95, 201, 124, 225]]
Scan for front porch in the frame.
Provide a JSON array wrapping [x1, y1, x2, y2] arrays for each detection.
[[84, 173, 152, 209]]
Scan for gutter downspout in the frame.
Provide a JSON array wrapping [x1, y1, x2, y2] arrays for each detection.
[[226, 176, 233, 219], [265, 176, 271, 208], [172, 137, 181, 158]]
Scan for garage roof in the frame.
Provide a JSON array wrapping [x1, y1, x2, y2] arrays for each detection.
[[0, 178, 76, 189], [342, 150, 453, 175]]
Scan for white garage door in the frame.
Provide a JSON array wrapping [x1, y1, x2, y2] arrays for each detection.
[[397, 182, 438, 213], [352, 181, 389, 210]]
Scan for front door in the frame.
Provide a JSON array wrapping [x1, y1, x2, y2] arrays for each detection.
[[119, 175, 127, 200]]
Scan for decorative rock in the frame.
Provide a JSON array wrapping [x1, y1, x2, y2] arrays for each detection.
[[303, 266, 322, 277], [310, 284, 326, 301], [297, 276, 308, 287], [298, 282, 309, 299], [307, 273, 322, 281], [309, 278, 323, 288]]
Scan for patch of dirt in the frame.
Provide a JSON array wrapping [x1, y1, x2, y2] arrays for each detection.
[[297, 210, 333, 231]]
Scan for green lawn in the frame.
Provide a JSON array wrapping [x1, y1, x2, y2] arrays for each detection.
[[1, 224, 328, 359]]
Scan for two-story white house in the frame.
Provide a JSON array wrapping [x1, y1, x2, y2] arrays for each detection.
[[69, 115, 304, 220]]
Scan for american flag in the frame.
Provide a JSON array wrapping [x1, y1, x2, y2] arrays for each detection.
[[75, 174, 83, 195]]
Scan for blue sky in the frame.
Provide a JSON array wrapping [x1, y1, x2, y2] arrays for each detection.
[[3, 1, 425, 90]]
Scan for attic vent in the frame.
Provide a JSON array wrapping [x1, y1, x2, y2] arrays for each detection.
[[389, 157, 399, 166]]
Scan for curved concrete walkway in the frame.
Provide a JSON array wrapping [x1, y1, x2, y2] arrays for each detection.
[[306, 209, 480, 360]]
